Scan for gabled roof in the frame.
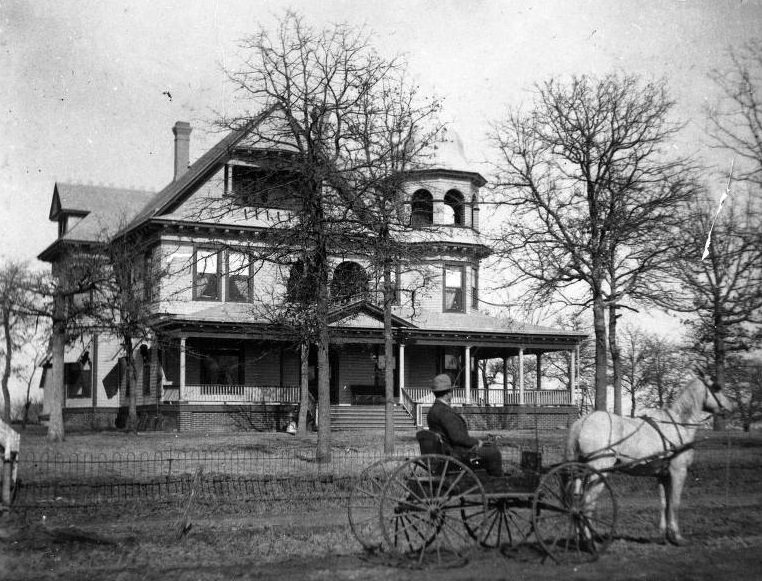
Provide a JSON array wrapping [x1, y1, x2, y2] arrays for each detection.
[[328, 300, 417, 329], [122, 108, 274, 236]]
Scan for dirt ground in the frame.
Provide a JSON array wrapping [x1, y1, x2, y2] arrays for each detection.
[[1, 488, 760, 580], [2, 429, 760, 580]]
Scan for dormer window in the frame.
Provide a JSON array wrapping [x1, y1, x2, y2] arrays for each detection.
[[411, 189, 433, 227], [229, 164, 296, 209], [443, 190, 465, 225], [58, 216, 68, 238]]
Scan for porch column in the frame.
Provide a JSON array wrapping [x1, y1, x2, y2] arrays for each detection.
[[570, 347, 576, 393], [179, 336, 186, 400], [502, 357, 508, 407], [536, 353, 542, 390], [399, 343, 406, 392], [518, 348, 525, 405], [464, 345, 471, 404]]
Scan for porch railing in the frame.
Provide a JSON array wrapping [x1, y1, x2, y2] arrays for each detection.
[[180, 384, 300, 404], [401, 387, 572, 407]]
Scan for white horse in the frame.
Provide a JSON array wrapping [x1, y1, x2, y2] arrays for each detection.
[[566, 376, 734, 545]]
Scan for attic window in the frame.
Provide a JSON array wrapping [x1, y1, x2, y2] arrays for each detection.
[[229, 164, 295, 209]]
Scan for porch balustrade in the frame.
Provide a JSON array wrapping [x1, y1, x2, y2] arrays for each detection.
[[402, 387, 571, 407], [180, 384, 300, 404]]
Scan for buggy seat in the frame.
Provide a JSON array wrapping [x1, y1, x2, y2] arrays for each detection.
[[416, 430, 485, 473]]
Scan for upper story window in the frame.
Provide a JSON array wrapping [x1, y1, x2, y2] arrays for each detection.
[[331, 261, 369, 304], [143, 251, 155, 303], [443, 190, 465, 225], [227, 251, 251, 302], [193, 249, 220, 301], [471, 266, 479, 310], [229, 164, 297, 209], [443, 264, 465, 312], [193, 248, 253, 302], [411, 189, 433, 227]]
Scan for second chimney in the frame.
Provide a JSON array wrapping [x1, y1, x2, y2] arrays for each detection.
[[172, 121, 192, 181]]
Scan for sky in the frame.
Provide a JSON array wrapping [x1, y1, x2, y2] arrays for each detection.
[[2, 0, 762, 401]]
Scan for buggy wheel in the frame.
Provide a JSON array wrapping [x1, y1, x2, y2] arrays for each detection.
[[380, 454, 487, 567], [462, 497, 534, 548], [532, 462, 617, 564], [347, 457, 409, 552]]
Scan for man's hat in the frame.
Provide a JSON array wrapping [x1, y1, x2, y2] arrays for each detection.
[[432, 374, 452, 393]]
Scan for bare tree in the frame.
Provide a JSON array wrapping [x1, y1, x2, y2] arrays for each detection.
[[664, 193, 762, 397], [726, 356, 762, 432], [708, 41, 762, 187], [639, 335, 689, 409], [0, 262, 47, 423], [220, 13, 440, 457], [490, 74, 695, 412]]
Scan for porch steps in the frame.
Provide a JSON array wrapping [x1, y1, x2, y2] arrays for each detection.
[[329, 405, 416, 431]]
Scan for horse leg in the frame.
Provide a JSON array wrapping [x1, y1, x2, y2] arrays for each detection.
[[665, 467, 689, 546], [657, 476, 668, 542]]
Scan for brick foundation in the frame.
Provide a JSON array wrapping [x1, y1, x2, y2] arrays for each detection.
[[177, 403, 298, 433], [63, 407, 119, 430]]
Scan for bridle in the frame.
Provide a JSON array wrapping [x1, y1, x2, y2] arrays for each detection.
[[704, 381, 730, 416]]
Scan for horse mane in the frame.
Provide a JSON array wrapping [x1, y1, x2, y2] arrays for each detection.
[[665, 377, 704, 423]]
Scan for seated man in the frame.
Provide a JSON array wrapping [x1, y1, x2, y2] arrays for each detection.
[[426, 373, 504, 476]]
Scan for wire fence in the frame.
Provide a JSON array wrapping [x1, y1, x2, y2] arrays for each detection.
[[11, 439, 755, 511]]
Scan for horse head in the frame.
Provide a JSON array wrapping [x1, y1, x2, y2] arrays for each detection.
[[702, 381, 735, 416]]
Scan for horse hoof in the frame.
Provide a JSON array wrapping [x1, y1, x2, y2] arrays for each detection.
[[667, 534, 688, 546]]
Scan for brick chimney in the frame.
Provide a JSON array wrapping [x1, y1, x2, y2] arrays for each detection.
[[172, 121, 192, 181]]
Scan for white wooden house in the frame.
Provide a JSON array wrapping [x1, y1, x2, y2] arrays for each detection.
[[38, 117, 585, 432]]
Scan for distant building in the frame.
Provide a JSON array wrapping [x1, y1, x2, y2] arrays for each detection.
[[38, 116, 585, 432]]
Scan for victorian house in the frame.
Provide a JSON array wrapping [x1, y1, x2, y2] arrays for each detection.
[[38, 115, 585, 432]]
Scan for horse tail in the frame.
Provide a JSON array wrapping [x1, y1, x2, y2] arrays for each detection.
[[565, 417, 583, 462]]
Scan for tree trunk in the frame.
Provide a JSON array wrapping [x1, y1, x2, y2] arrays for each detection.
[[47, 296, 66, 442], [1, 307, 12, 422], [383, 261, 395, 455], [21, 365, 37, 429], [593, 292, 608, 411], [123, 337, 138, 433], [609, 304, 622, 415], [629, 351, 637, 418], [316, 321, 331, 462], [713, 304, 727, 431], [297, 342, 310, 436]]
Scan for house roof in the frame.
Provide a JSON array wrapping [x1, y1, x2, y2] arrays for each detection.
[[39, 183, 156, 261], [122, 108, 274, 236], [151, 300, 585, 350]]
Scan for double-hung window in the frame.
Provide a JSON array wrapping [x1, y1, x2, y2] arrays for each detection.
[[443, 265, 465, 312], [227, 251, 251, 302], [194, 249, 220, 301], [471, 266, 479, 310]]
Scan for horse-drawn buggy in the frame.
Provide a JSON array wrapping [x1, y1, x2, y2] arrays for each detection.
[[347, 377, 732, 567]]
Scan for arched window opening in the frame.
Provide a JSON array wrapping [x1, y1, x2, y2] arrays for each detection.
[[331, 262, 369, 304], [411, 189, 433, 227], [286, 260, 316, 303], [444, 190, 465, 225]]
